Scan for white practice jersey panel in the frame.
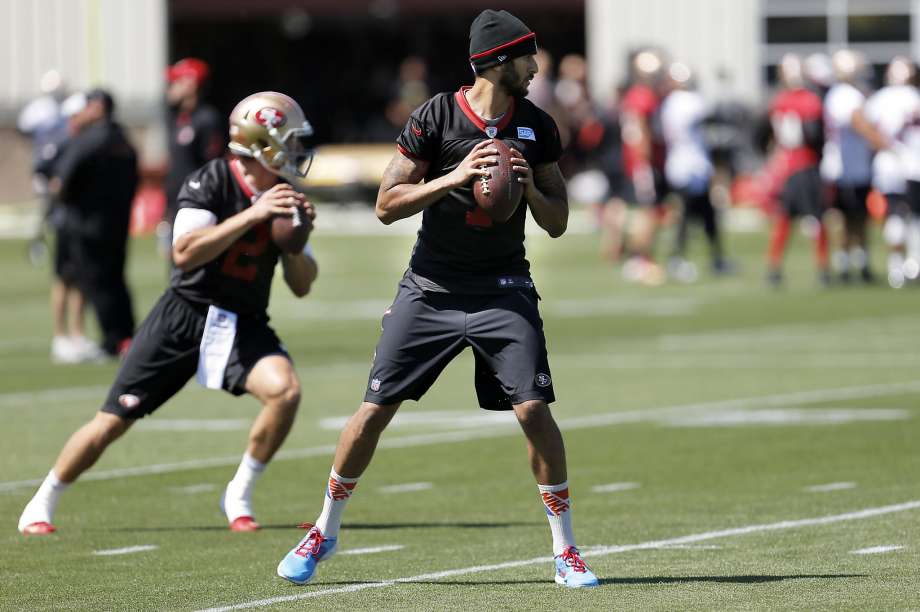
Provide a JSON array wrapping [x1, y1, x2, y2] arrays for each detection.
[[821, 83, 873, 186], [864, 85, 920, 194], [660, 89, 713, 193]]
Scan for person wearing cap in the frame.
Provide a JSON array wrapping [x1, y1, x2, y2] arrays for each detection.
[[277, 9, 598, 589], [50, 88, 138, 358], [164, 58, 224, 257]]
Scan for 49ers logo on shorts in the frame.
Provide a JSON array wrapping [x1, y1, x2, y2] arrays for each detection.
[[118, 394, 141, 410], [255, 107, 287, 128]]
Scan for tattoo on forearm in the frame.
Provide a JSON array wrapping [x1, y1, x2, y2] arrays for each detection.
[[380, 153, 428, 192], [533, 163, 568, 202]]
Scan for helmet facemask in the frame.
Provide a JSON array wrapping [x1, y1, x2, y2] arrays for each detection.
[[252, 120, 315, 179]]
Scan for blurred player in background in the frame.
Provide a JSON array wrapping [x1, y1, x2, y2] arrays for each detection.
[[618, 48, 667, 285], [18, 91, 318, 536], [162, 58, 224, 258], [821, 49, 881, 284], [17, 74, 103, 362], [863, 57, 920, 288], [278, 10, 598, 589], [51, 89, 138, 357], [659, 61, 730, 281], [764, 54, 829, 287]]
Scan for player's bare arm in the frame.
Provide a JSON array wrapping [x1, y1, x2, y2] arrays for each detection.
[[173, 184, 303, 271], [280, 200, 319, 297], [511, 149, 567, 238], [375, 141, 497, 224]]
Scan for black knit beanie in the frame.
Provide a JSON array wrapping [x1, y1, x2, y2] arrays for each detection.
[[469, 10, 537, 74]]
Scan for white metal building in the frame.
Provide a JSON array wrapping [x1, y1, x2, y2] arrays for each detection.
[[587, 0, 920, 107]]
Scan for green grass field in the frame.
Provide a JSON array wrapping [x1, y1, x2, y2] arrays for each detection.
[[1, 216, 918, 610]]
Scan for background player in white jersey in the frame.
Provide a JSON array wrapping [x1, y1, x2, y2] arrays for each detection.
[[659, 61, 729, 281], [820, 50, 883, 283], [865, 57, 920, 288]]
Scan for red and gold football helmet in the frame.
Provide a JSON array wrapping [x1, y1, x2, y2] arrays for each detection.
[[228, 91, 314, 179]]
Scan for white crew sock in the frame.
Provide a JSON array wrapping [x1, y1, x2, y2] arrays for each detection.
[[314, 468, 358, 538], [832, 249, 848, 273], [907, 220, 920, 263], [18, 470, 69, 531], [850, 247, 868, 270], [222, 453, 266, 521], [537, 482, 577, 556]]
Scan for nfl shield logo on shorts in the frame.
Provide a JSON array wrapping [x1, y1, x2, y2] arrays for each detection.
[[485, 126, 498, 138], [370, 378, 382, 392]]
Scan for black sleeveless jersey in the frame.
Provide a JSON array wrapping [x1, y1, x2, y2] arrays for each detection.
[[396, 88, 563, 293], [169, 158, 282, 316]]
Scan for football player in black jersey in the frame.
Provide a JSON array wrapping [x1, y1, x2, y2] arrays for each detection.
[[278, 10, 598, 588], [19, 92, 318, 535]]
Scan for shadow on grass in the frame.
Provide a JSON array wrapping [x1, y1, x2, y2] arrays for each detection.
[[106, 520, 538, 533], [600, 574, 868, 586], [404, 574, 867, 587]]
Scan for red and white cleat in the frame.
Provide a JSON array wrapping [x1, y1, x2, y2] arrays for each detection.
[[228, 516, 260, 532], [21, 521, 56, 535]]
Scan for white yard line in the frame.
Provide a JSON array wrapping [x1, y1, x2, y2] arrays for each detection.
[[339, 545, 405, 556], [850, 545, 904, 555], [136, 419, 250, 432], [170, 483, 219, 495], [377, 482, 433, 494], [93, 544, 158, 556], [3, 380, 919, 493], [591, 482, 641, 493], [197, 499, 920, 611], [805, 482, 857, 493]]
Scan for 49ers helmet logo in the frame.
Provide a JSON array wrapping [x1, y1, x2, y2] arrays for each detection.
[[255, 107, 287, 128]]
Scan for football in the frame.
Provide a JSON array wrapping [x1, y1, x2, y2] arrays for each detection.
[[472, 139, 523, 223], [271, 204, 312, 254]]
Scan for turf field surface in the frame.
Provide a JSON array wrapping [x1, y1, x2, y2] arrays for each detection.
[[1, 218, 918, 610]]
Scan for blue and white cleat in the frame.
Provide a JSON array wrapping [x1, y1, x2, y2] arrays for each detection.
[[554, 546, 599, 588], [277, 523, 337, 585]]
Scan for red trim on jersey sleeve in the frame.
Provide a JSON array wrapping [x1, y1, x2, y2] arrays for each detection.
[[229, 158, 256, 199], [454, 87, 515, 134], [396, 143, 424, 160], [469, 32, 537, 60]]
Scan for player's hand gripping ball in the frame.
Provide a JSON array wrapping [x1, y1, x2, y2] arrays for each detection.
[[472, 139, 523, 222], [271, 202, 313, 254]]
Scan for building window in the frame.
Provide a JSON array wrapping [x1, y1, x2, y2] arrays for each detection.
[[765, 16, 828, 44], [847, 14, 911, 43]]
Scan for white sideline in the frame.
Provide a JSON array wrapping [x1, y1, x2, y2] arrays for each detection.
[[198, 499, 920, 611], [2, 380, 920, 493], [93, 544, 158, 556]]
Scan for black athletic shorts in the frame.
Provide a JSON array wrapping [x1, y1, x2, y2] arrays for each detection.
[[53, 228, 79, 285], [884, 192, 910, 217], [906, 181, 920, 215], [364, 275, 555, 410], [781, 167, 823, 218], [832, 184, 870, 222], [101, 290, 288, 419]]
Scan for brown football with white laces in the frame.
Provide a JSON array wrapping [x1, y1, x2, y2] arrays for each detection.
[[271, 203, 312, 254], [472, 139, 523, 223]]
